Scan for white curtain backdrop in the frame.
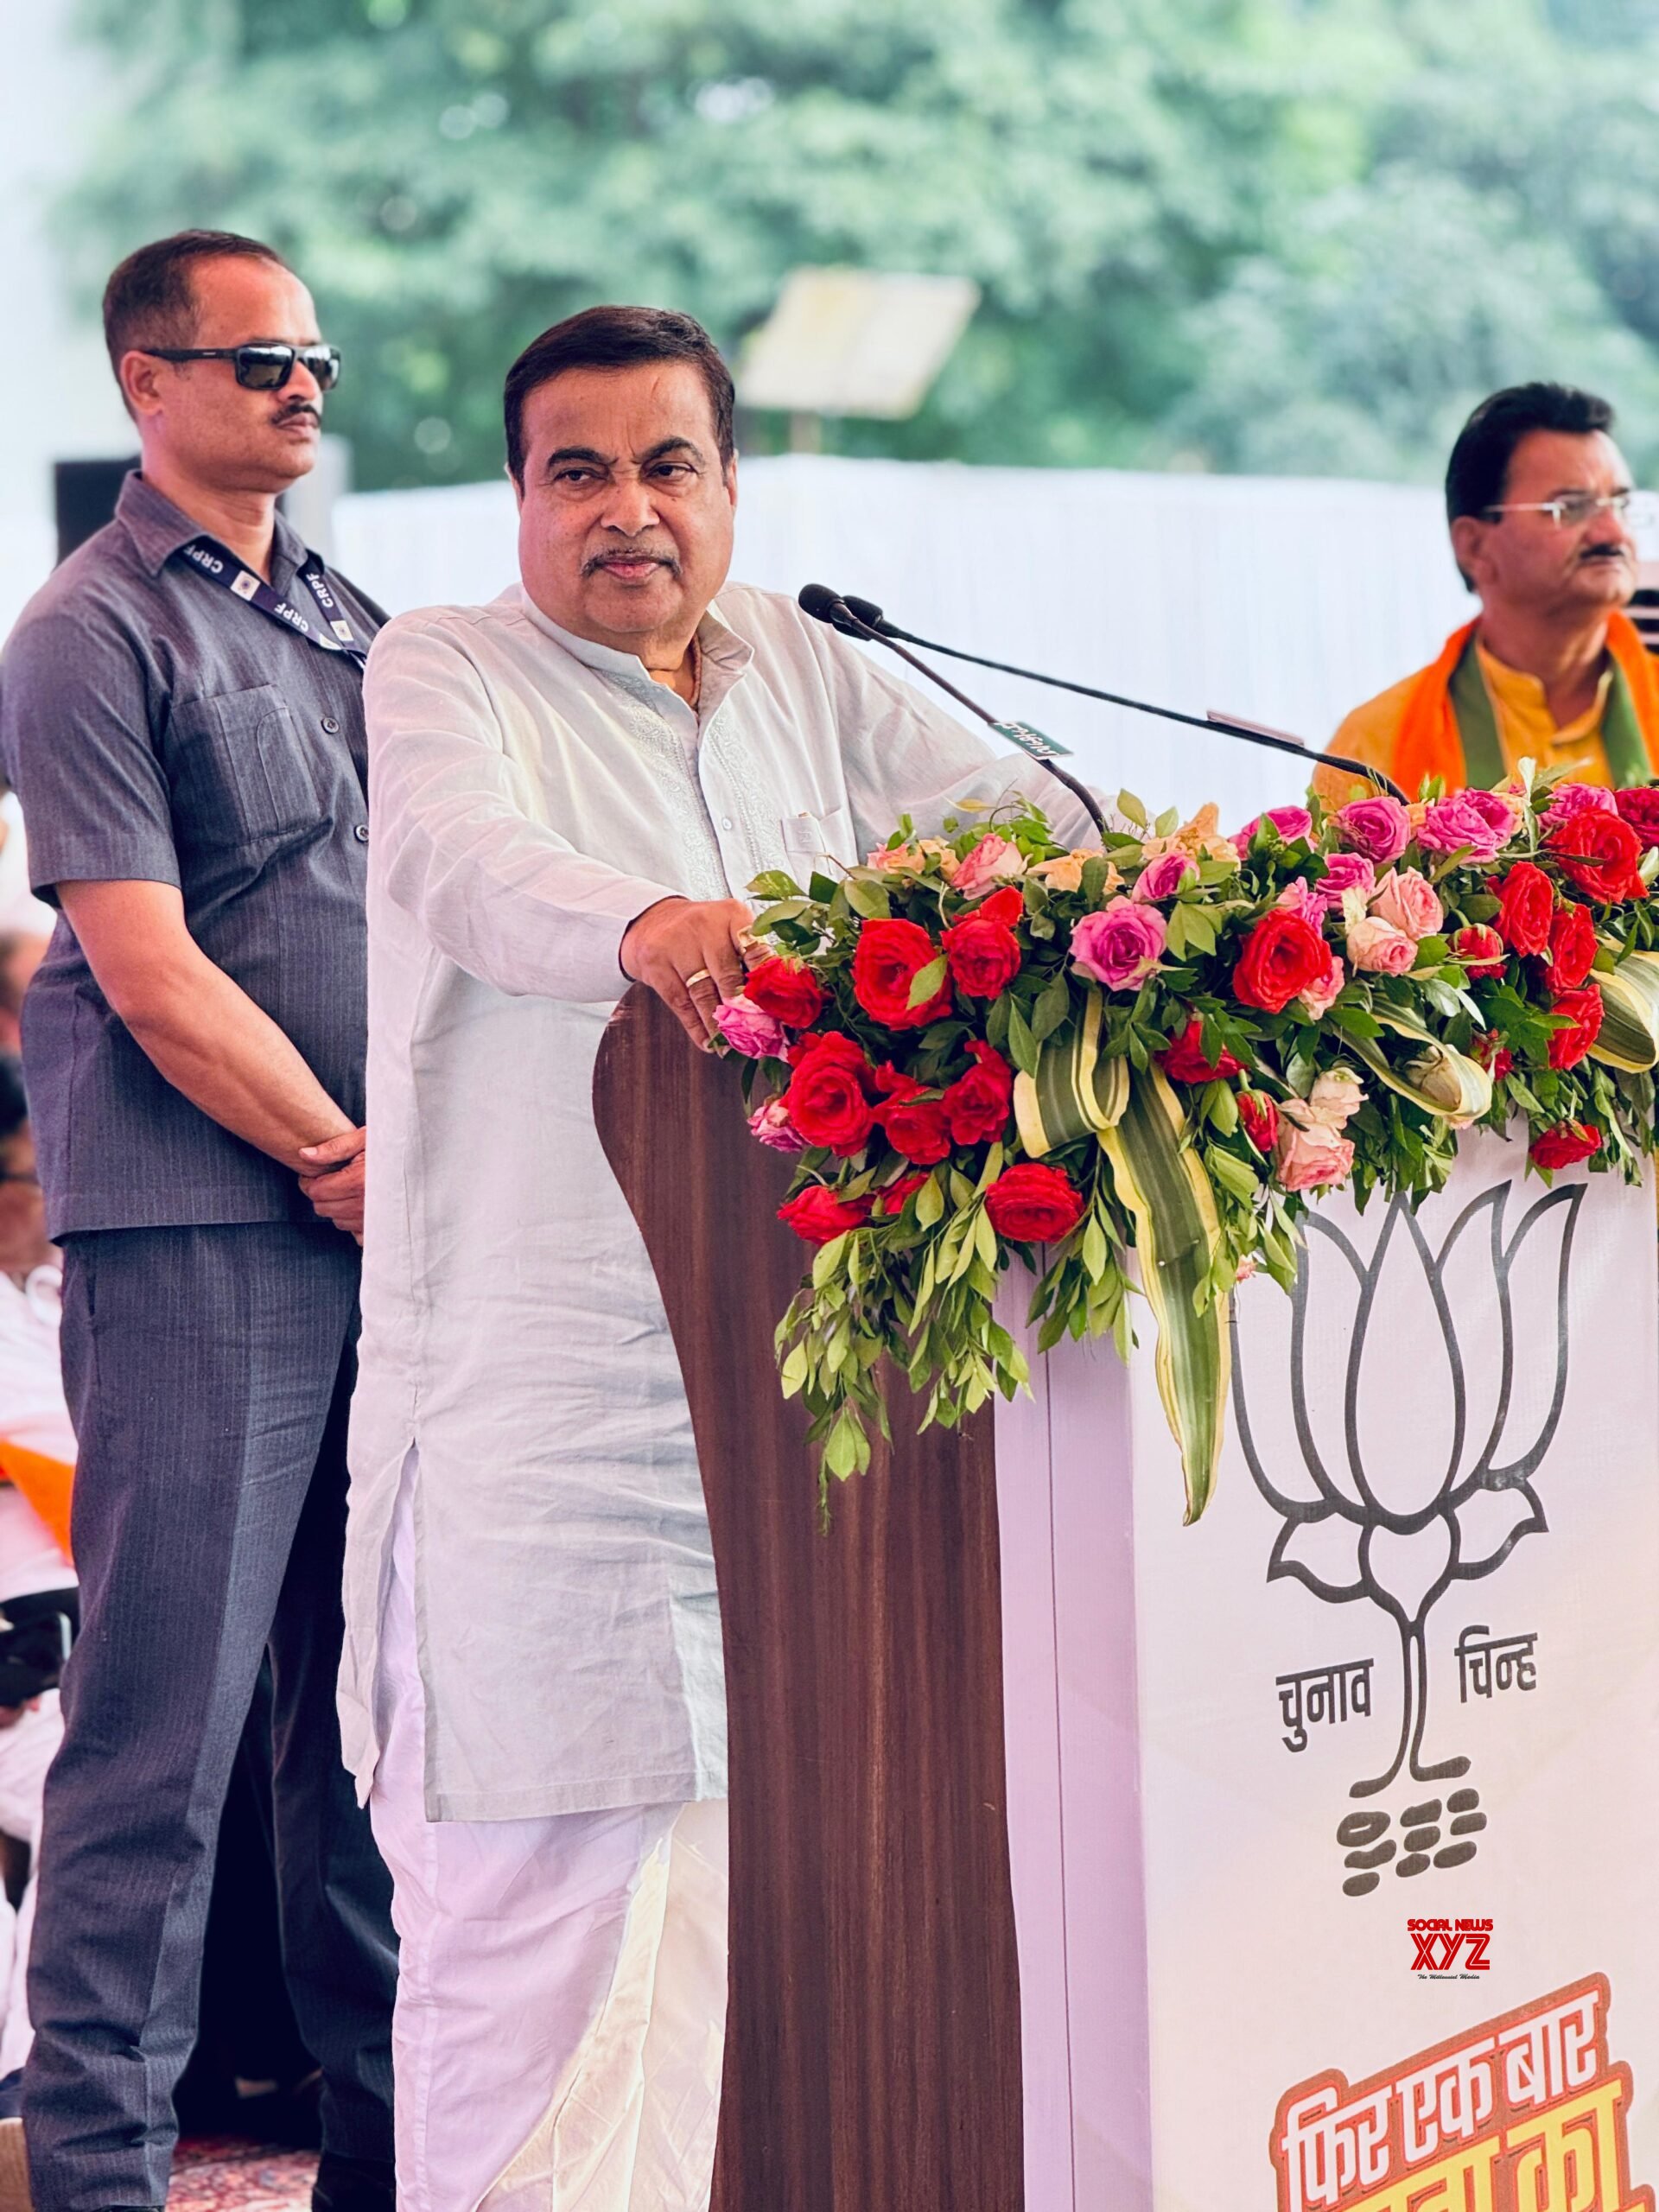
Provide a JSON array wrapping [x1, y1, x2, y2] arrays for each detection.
[[334, 455, 1475, 830]]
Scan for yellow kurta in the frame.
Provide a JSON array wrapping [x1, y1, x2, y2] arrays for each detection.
[[1327, 643, 1614, 797]]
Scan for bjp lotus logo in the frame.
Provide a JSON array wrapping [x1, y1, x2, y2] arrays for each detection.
[[1232, 1176, 1583, 1892]]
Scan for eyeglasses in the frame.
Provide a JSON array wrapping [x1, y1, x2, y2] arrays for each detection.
[[137, 343, 341, 391], [0, 1173, 38, 1188], [1480, 488, 1656, 531]]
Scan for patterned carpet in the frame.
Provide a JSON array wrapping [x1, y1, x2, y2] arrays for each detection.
[[170, 2139, 318, 2210]]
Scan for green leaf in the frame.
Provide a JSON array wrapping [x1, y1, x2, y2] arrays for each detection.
[[808, 872, 838, 903], [811, 1231, 849, 1287], [1117, 789, 1149, 829], [749, 870, 803, 902], [915, 1172, 944, 1229], [1030, 967, 1072, 1042], [845, 875, 893, 920], [1007, 996, 1040, 1078], [753, 898, 810, 931], [907, 954, 947, 1008]]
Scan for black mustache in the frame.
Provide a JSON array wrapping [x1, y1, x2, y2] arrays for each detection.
[[275, 402, 320, 425]]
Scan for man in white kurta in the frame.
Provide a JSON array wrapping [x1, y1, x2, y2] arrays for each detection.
[[342, 307, 1093, 2211]]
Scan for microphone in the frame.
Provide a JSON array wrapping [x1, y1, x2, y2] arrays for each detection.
[[804, 588, 1407, 804], [798, 585, 1107, 836]]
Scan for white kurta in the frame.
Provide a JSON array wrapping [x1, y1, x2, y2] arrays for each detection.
[[341, 580, 1091, 1820]]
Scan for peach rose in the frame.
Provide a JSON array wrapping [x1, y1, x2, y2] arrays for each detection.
[[1345, 915, 1417, 975], [1368, 868, 1444, 942], [1273, 1121, 1356, 1193], [1283, 1070, 1365, 1130]]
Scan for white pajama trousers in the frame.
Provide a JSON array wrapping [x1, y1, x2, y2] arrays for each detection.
[[367, 1459, 728, 2212]]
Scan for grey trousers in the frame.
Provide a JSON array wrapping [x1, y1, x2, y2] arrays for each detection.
[[22, 1223, 397, 2212]]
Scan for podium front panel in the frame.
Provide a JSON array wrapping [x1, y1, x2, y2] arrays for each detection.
[[996, 1132, 1659, 2209]]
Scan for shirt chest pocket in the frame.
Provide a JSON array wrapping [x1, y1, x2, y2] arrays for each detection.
[[779, 804, 856, 870], [169, 684, 321, 849]]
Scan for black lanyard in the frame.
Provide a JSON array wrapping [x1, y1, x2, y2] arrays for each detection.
[[176, 534, 368, 664]]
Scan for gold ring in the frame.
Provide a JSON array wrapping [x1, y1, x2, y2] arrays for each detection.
[[684, 968, 713, 989]]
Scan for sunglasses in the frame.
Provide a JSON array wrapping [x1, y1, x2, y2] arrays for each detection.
[[137, 343, 341, 391]]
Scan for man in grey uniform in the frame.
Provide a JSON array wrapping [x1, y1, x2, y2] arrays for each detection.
[[0, 232, 395, 2212]]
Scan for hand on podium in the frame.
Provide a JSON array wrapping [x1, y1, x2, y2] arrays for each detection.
[[620, 894, 758, 1049]]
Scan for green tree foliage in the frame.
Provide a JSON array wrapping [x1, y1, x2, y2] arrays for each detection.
[[60, 0, 1659, 488]]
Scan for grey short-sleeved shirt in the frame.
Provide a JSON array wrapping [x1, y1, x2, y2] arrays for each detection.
[[0, 473, 383, 1236]]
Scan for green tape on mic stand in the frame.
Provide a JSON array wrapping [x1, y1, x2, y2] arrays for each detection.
[[990, 719, 1071, 760]]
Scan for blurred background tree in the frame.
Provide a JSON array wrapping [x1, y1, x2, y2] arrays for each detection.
[[59, 0, 1659, 488]]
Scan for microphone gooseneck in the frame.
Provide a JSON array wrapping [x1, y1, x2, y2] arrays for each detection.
[[816, 593, 1406, 804], [798, 584, 1107, 837]]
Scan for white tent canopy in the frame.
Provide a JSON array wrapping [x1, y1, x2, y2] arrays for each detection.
[[334, 454, 1475, 830]]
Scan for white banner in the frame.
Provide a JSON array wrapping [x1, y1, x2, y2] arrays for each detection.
[[996, 1130, 1659, 2210]]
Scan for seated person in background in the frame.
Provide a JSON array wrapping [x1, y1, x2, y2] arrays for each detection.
[[0, 1057, 76, 2117], [1320, 382, 1659, 801]]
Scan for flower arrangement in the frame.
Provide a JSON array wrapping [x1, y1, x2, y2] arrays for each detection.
[[720, 768, 1659, 1522]]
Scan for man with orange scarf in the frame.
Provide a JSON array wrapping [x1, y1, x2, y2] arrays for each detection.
[[1322, 384, 1659, 801]]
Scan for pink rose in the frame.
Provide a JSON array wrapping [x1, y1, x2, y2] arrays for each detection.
[[715, 995, 790, 1058], [1237, 804, 1314, 847], [952, 832, 1027, 901], [1070, 897, 1167, 990], [1131, 851, 1197, 903], [1345, 915, 1417, 975], [1274, 879, 1324, 925], [1335, 795, 1411, 866], [1316, 853, 1376, 911], [1542, 781, 1617, 824], [1368, 867, 1444, 941], [748, 1096, 808, 1153], [1273, 1121, 1356, 1193], [1416, 791, 1514, 861], [1297, 953, 1346, 1020]]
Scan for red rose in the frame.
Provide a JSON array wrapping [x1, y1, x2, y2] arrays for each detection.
[[872, 1171, 930, 1217], [940, 912, 1022, 999], [1231, 911, 1332, 1014], [744, 956, 828, 1027], [880, 1095, 953, 1165], [1473, 1031, 1515, 1084], [1546, 809, 1647, 903], [976, 886, 1027, 929], [1492, 861, 1554, 957], [1546, 984, 1603, 1070], [984, 1162, 1086, 1243], [1529, 1122, 1601, 1171], [1616, 785, 1659, 851], [851, 918, 952, 1028], [1158, 1014, 1243, 1084], [1450, 924, 1505, 976], [1544, 900, 1598, 991], [784, 1033, 878, 1154], [874, 1062, 923, 1099], [1237, 1090, 1281, 1154], [943, 1040, 1014, 1145], [778, 1185, 874, 1243]]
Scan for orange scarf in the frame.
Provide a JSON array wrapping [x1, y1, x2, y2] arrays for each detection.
[[1393, 612, 1659, 797], [0, 1444, 73, 1563]]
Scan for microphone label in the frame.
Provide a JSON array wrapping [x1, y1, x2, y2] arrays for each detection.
[[990, 719, 1072, 760]]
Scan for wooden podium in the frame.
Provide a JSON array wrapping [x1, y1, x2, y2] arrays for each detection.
[[594, 985, 1023, 2212], [599, 987, 1659, 2209]]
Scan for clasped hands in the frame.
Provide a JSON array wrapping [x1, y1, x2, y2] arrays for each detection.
[[298, 1125, 366, 1240], [620, 896, 760, 1050]]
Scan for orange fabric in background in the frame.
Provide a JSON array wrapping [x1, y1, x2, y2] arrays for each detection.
[[0, 1445, 73, 1564], [1392, 611, 1659, 797]]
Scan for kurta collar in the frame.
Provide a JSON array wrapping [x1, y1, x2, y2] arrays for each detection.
[[118, 470, 312, 589], [513, 586, 754, 722]]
